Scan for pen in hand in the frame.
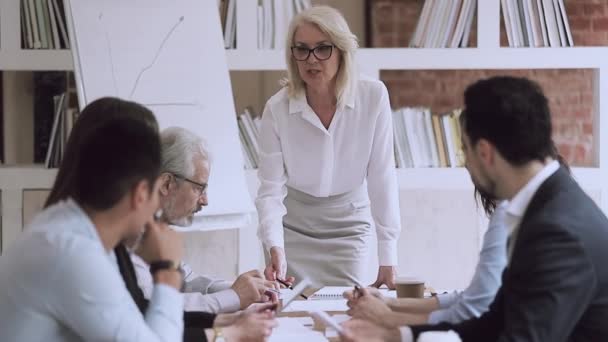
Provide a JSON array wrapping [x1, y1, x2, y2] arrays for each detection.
[[276, 278, 293, 290], [353, 285, 362, 299], [277, 278, 308, 299]]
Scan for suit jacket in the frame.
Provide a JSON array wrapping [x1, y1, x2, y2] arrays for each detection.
[[115, 244, 216, 342], [412, 167, 608, 341]]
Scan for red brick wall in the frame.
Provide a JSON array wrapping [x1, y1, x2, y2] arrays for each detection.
[[369, 0, 603, 166]]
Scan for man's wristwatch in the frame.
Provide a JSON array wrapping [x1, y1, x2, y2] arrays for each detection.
[[149, 260, 185, 289], [149, 260, 179, 275], [213, 327, 226, 342]]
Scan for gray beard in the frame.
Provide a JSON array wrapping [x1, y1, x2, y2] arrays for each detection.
[[169, 215, 193, 227]]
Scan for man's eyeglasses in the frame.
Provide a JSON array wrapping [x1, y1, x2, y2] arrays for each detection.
[[172, 173, 207, 197], [291, 44, 334, 61]]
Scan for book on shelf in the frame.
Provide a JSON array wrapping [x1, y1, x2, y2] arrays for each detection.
[[223, 0, 237, 49], [44, 92, 79, 168], [501, 0, 573, 47], [0, 72, 3, 164], [34, 72, 66, 164], [252, 0, 311, 49], [410, 0, 477, 48], [20, 0, 70, 50], [237, 107, 262, 169], [392, 107, 464, 169], [29, 71, 79, 168]]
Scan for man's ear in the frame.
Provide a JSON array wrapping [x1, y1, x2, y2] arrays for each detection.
[[130, 179, 150, 210], [159, 172, 173, 196], [476, 139, 495, 167]]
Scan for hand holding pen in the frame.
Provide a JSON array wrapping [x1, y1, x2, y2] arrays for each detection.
[[353, 285, 362, 299], [276, 278, 308, 299]]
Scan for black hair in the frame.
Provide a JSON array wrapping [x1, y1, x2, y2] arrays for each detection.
[[45, 97, 160, 210], [462, 76, 554, 166]]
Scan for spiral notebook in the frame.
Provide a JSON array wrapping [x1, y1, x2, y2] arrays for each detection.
[[309, 286, 352, 299], [310, 286, 395, 299]]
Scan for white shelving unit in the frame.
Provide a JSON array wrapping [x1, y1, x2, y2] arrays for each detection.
[[226, 0, 607, 201], [231, 0, 608, 281], [1, 0, 607, 286], [0, 1, 72, 71]]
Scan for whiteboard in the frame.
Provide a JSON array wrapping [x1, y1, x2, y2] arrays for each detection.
[[65, 0, 254, 229]]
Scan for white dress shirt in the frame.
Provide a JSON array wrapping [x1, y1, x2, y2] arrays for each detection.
[[130, 253, 241, 313], [256, 76, 401, 265], [505, 160, 559, 261], [429, 201, 508, 324], [0, 199, 183, 342], [400, 160, 561, 342]]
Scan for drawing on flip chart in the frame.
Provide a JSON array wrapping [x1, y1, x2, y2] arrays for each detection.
[[128, 15, 185, 99], [98, 9, 188, 106], [69, 0, 256, 220], [99, 13, 120, 96]]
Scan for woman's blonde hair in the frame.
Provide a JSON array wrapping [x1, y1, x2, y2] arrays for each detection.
[[283, 5, 359, 108]]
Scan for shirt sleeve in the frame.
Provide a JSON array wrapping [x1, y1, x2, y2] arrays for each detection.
[[435, 291, 462, 309], [366, 82, 402, 266], [428, 205, 508, 324], [255, 100, 289, 251], [180, 262, 240, 313], [183, 290, 241, 313], [54, 242, 183, 342], [131, 253, 154, 300], [181, 261, 232, 294], [400, 327, 414, 342]]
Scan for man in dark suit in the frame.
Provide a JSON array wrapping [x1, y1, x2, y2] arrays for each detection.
[[342, 76, 608, 341]]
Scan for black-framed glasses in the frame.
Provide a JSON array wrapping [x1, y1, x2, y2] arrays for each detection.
[[291, 44, 334, 61], [172, 173, 207, 197]]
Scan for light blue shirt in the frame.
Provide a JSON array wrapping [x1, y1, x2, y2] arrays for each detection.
[[0, 199, 184, 342], [428, 201, 509, 324]]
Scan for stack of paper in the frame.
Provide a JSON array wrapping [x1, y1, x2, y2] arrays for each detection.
[[269, 317, 329, 342], [282, 299, 349, 313]]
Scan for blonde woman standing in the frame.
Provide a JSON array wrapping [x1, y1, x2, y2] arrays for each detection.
[[256, 6, 401, 288]]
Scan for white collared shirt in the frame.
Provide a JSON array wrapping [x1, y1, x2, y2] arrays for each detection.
[[505, 160, 560, 260], [130, 253, 241, 313], [256, 76, 401, 265], [0, 199, 183, 342]]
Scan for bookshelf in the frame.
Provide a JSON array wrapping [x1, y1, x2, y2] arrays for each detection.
[[1, 0, 607, 288], [0, 1, 72, 70], [226, 0, 608, 287]]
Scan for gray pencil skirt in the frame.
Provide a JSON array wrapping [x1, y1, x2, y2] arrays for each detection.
[[282, 185, 373, 287]]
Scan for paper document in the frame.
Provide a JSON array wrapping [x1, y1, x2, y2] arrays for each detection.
[[280, 278, 312, 312], [308, 310, 344, 333], [310, 286, 352, 299], [281, 299, 349, 313], [311, 286, 398, 299], [269, 317, 328, 342]]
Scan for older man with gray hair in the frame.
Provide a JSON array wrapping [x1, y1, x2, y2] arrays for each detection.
[[131, 126, 275, 313]]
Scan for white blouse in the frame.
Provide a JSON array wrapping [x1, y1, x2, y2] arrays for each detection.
[[255, 76, 401, 265]]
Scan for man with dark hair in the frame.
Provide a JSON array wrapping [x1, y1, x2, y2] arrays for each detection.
[[0, 97, 185, 341], [342, 76, 608, 341]]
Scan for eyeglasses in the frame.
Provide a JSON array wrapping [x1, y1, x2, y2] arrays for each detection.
[[172, 173, 207, 197], [291, 44, 334, 61]]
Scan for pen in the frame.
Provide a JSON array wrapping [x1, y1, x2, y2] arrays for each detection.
[[276, 278, 293, 290], [277, 278, 308, 299], [353, 285, 362, 299]]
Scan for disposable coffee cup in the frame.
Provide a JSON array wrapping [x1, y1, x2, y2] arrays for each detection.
[[395, 277, 425, 298]]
